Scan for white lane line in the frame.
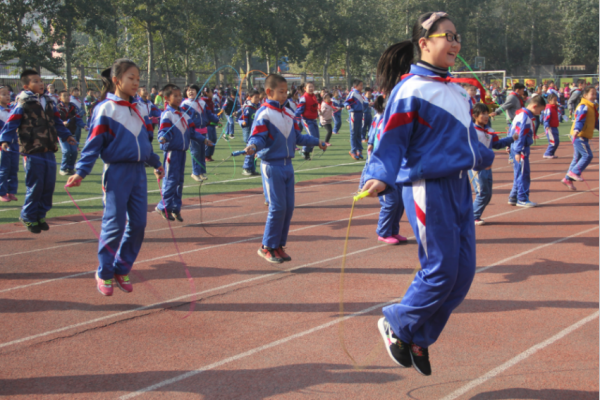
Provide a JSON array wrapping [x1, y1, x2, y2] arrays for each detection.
[[493, 164, 598, 189], [118, 298, 400, 400], [439, 311, 600, 400], [118, 225, 600, 398]]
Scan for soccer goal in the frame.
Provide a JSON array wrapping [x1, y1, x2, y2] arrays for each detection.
[[452, 70, 507, 90]]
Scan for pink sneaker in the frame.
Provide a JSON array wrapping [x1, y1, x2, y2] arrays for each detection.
[[561, 178, 577, 191], [96, 273, 114, 296], [8, 194, 17, 201], [114, 274, 133, 293], [567, 171, 583, 182], [392, 234, 408, 242], [378, 236, 400, 245], [0, 194, 9, 202]]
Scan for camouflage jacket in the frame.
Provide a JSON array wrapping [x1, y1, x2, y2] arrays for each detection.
[[16, 91, 60, 154]]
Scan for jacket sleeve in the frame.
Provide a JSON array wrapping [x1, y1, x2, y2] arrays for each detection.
[[0, 105, 23, 144], [491, 134, 514, 149], [76, 110, 112, 179], [567, 91, 580, 109], [157, 112, 174, 143], [207, 109, 220, 124], [542, 109, 551, 129], [511, 114, 531, 154], [473, 141, 495, 170], [495, 94, 517, 114], [295, 96, 306, 118], [573, 104, 588, 132], [295, 124, 320, 146], [246, 116, 270, 151], [149, 104, 161, 124], [367, 119, 377, 145], [52, 105, 73, 141]]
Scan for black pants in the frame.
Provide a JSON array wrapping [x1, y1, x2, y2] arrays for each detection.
[[323, 123, 333, 144]]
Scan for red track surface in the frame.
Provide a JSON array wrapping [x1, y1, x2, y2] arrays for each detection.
[[0, 142, 598, 399]]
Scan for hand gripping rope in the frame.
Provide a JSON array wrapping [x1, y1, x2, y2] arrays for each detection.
[[338, 190, 420, 369]]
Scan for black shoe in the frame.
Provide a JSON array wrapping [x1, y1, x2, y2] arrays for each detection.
[[377, 318, 412, 368], [21, 219, 41, 234], [155, 206, 174, 221], [410, 343, 432, 376], [304, 152, 311, 160], [38, 218, 50, 231], [173, 212, 183, 222]]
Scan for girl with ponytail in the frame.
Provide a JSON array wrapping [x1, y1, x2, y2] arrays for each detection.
[[66, 59, 164, 297], [362, 13, 495, 376]]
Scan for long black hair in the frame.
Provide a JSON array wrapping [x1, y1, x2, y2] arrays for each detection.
[[99, 58, 139, 102], [376, 12, 452, 96]]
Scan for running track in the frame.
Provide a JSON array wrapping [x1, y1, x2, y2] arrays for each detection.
[[0, 142, 598, 399]]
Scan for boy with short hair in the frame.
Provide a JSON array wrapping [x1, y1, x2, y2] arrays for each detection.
[[56, 90, 84, 175], [240, 89, 260, 176], [295, 81, 320, 160], [137, 86, 161, 138], [244, 74, 327, 264], [0, 70, 77, 233], [508, 95, 546, 208], [344, 79, 365, 160], [542, 93, 560, 159], [221, 90, 238, 139]]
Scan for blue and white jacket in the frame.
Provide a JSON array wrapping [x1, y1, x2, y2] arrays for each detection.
[[248, 99, 321, 166], [181, 97, 220, 129], [137, 97, 161, 125], [363, 64, 494, 191], [510, 108, 535, 155], [70, 95, 84, 116], [474, 124, 513, 150], [157, 105, 205, 152], [332, 97, 343, 115], [0, 104, 16, 149], [344, 88, 365, 113], [238, 100, 259, 127], [367, 113, 384, 147], [363, 97, 373, 118], [75, 93, 161, 179]]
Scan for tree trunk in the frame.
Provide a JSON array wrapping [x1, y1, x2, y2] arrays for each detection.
[[159, 31, 171, 83], [323, 47, 330, 88], [245, 49, 253, 89], [214, 50, 220, 87], [345, 39, 351, 90], [475, 15, 480, 57], [64, 26, 73, 89], [79, 65, 86, 94], [265, 50, 271, 74], [146, 23, 154, 89], [528, 5, 535, 68], [504, 7, 510, 68]]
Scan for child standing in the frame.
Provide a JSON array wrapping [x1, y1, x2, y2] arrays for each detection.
[[69, 88, 85, 144], [508, 95, 546, 207], [84, 89, 97, 129], [244, 74, 327, 264], [332, 90, 343, 134], [295, 82, 320, 160], [319, 93, 336, 145], [66, 59, 164, 296], [362, 87, 374, 142], [362, 13, 495, 376], [0, 70, 77, 233], [344, 79, 366, 160], [470, 103, 514, 225], [221, 90, 238, 140], [241, 90, 260, 176], [137, 86, 161, 137], [0, 86, 17, 202], [56, 90, 85, 175], [561, 86, 598, 191], [156, 84, 209, 222], [542, 93, 560, 159], [202, 87, 219, 162]]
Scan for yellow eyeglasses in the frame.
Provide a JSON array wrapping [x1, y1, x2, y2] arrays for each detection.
[[428, 33, 462, 43]]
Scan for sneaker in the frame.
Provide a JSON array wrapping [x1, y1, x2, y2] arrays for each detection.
[[349, 151, 358, 160], [391, 234, 408, 242], [21, 219, 41, 234], [8, 194, 17, 201], [257, 246, 284, 264], [378, 236, 400, 245], [59, 169, 69, 176], [0, 194, 9, 202], [114, 274, 133, 293], [508, 198, 517, 206], [567, 171, 583, 182], [242, 169, 253, 176], [191, 174, 202, 182], [155, 206, 175, 221], [542, 155, 554, 159], [38, 218, 50, 231], [264, 201, 269, 207], [552, 155, 559, 159], [96, 272, 114, 296], [517, 200, 538, 208], [474, 218, 486, 226], [173, 212, 183, 222], [377, 317, 412, 368], [276, 246, 292, 262], [199, 174, 208, 181], [205, 156, 214, 162], [410, 343, 432, 376], [67, 169, 76, 175], [358, 154, 364, 160], [561, 178, 577, 191], [303, 153, 311, 160]]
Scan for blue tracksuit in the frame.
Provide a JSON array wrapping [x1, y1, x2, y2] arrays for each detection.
[[509, 108, 535, 202], [181, 98, 219, 176], [240, 100, 259, 171], [469, 125, 514, 219], [56, 101, 85, 171], [0, 91, 74, 223], [248, 99, 321, 249], [157, 105, 205, 213], [137, 97, 161, 139], [222, 97, 239, 137], [0, 104, 18, 197], [70, 96, 85, 143], [332, 97, 343, 134], [76, 93, 162, 280], [202, 96, 219, 158], [363, 64, 495, 348], [362, 98, 373, 141], [565, 103, 598, 179], [542, 104, 560, 157], [344, 88, 365, 155]]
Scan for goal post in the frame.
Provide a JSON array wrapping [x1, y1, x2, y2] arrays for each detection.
[[451, 70, 507, 90]]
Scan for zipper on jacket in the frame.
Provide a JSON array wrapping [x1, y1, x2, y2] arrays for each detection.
[[130, 108, 141, 161]]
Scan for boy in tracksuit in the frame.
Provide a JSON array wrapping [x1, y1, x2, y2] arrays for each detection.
[[470, 103, 514, 225], [508, 95, 546, 208], [0, 85, 17, 202], [245, 74, 327, 264], [542, 93, 560, 159], [240, 90, 260, 176], [344, 79, 366, 160], [295, 82, 320, 160], [562, 86, 599, 191], [56, 90, 85, 175], [201, 89, 219, 162], [221, 91, 239, 139], [362, 88, 373, 142], [156, 84, 209, 222], [332, 91, 343, 134], [137, 86, 161, 138], [0, 70, 77, 233], [69, 88, 85, 144]]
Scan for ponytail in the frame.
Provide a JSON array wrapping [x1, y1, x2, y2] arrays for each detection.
[[372, 95, 386, 114], [99, 58, 139, 102]]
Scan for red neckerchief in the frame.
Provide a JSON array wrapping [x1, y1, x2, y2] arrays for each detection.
[[474, 125, 495, 135], [264, 102, 293, 119], [401, 74, 490, 105], [173, 109, 189, 130], [110, 99, 146, 125], [510, 91, 524, 107]]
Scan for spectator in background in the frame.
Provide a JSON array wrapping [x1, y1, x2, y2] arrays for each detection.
[[491, 82, 526, 128], [567, 80, 585, 118], [150, 86, 158, 103]]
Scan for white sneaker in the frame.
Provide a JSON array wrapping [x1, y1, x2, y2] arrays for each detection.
[[517, 200, 538, 208], [191, 174, 202, 182], [542, 155, 554, 159], [59, 170, 69, 176], [199, 174, 208, 181]]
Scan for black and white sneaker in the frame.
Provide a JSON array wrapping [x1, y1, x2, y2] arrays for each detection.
[[155, 207, 174, 221], [173, 212, 183, 222], [410, 343, 432, 376], [377, 317, 412, 368]]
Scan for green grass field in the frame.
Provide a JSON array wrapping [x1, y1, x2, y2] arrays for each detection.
[[0, 110, 590, 225]]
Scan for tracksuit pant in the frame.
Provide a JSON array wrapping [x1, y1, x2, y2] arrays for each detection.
[[377, 183, 405, 238], [0, 145, 19, 196], [350, 111, 363, 156], [509, 148, 531, 202], [333, 112, 342, 134], [362, 113, 372, 141], [21, 152, 57, 223], [261, 160, 294, 249], [469, 169, 493, 220], [225, 115, 235, 137], [59, 137, 78, 171], [242, 126, 255, 172], [302, 118, 320, 154], [205, 125, 217, 158], [190, 134, 206, 176], [157, 151, 186, 214], [566, 136, 593, 179], [97, 162, 148, 280], [383, 174, 476, 348], [543, 127, 560, 157]]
